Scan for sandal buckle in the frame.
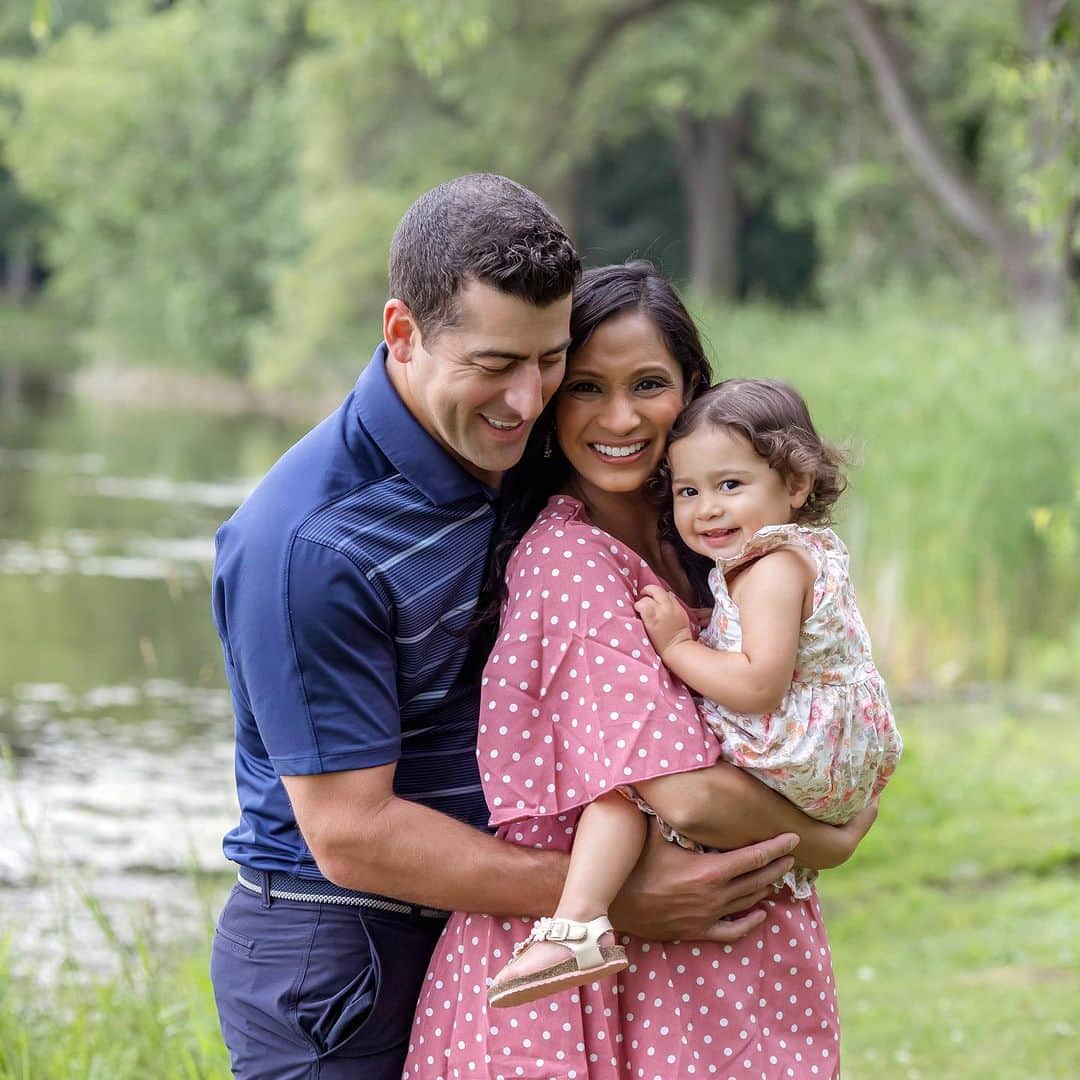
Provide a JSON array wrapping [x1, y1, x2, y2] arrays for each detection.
[[546, 918, 570, 941]]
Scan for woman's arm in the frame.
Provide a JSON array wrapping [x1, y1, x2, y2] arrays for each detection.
[[636, 550, 809, 714], [635, 763, 877, 870]]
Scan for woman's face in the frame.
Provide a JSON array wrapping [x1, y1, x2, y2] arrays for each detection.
[[555, 310, 686, 497]]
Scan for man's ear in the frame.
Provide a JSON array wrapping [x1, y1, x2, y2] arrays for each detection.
[[384, 298, 419, 364], [788, 471, 814, 511]]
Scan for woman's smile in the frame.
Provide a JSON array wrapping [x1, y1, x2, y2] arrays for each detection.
[[555, 311, 686, 496], [589, 438, 649, 461]]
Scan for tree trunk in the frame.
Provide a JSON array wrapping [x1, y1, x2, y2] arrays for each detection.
[[675, 99, 747, 301], [4, 230, 34, 301], [841, 0, 1071, 333]]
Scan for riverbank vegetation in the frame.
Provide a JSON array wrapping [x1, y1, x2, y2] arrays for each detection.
[[1, 699, 1076, 1078], [2, 2, 1078, 385], [1, 2, 1076, 691], [7, 284, 1075, 694]]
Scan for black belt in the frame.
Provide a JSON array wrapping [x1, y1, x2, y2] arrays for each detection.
[[236, 868, 449, 921]]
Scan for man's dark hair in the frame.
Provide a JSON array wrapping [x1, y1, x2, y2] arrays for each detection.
[[389, 173, 581, 337]]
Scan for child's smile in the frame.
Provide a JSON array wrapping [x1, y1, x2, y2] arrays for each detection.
[[668, 425, 811, 560]]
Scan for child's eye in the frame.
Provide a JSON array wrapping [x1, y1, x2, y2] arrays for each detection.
[[675, 486, 698, 498], [719, 480, 740, 491]]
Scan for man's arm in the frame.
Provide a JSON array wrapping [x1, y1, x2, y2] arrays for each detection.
[[635, 763, 877, 870], [283, 764, 804, 941], [282, 765, 568, 916]]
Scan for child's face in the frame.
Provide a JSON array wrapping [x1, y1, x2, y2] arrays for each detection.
[[668, 424, 811, 559]]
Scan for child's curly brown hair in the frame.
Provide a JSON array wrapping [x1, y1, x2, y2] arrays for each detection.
[[665, 378, 847, 526]]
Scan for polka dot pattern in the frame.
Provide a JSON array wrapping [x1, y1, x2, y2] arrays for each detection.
[[403, 817, 839, 1079], [402, 497, 840, 1078], [481, 497, 720, 827]]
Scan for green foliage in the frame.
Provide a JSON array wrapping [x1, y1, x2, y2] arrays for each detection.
[[0, 297, 77, 370], [0, 919, 231, 1078], [693, 286, 1079, 688], [3, 1, 305, 376], [824, 700, 1080, 1078]]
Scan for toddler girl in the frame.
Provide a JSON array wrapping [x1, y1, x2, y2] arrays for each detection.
[[486, 377, 900, 1009], [634, 378, 902, 897]]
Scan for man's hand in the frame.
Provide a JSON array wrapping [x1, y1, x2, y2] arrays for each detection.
[[610, 821, 799, 943], [634, 584, 694, 659]]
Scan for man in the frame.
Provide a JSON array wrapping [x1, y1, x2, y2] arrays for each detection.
[[209, 174, 829, 1079]]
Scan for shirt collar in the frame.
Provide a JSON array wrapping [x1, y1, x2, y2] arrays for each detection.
[[352, 343, 498, 506]]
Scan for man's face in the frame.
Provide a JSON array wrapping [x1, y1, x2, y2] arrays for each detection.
[[391, 280, 573, 487]]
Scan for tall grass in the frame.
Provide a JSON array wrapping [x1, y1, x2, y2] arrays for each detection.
[[693, 288, 1079, 690], [0, 918, 230, 1078]]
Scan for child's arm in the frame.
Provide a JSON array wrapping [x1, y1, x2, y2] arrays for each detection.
[[635, 549, 811, 715]]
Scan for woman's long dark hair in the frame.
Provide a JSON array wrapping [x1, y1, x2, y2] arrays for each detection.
[[468, 260, 713, 657]]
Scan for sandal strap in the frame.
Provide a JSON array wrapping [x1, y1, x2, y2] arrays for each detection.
[[511, 915, 613, 970]]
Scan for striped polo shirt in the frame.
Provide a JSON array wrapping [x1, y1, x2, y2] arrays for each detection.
[[212, 344, 496, 883]]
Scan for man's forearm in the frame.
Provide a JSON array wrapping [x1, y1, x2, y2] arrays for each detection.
[[635, 763, 849, 869], [314, 794, 569, 916]]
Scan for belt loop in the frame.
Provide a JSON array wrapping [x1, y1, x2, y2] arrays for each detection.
[[261, 869, 273, 909]]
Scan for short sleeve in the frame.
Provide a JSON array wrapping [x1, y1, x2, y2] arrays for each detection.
[[479, 520, 720, 826], [224, 536, 400, 775]]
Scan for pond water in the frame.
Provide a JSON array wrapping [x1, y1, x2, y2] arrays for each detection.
[[0, 395, 307, 978]]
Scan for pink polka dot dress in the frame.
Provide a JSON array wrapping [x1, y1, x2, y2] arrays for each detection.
[[403, 497, 840, 1080]]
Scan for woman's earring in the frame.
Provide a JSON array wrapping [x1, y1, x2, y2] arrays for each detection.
[[543, 431, 553, 460]]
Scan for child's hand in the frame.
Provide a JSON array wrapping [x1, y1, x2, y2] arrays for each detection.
[[634, 584, 694, 659]]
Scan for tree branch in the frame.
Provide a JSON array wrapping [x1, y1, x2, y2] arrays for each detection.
[[840, 0, 1019, 254], [538, 0, 684, 160], [564, 0, 684, 96]]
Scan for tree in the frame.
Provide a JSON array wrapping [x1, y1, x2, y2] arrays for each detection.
[[835, 0, 1077, 331], [4, 0, 307, 374]]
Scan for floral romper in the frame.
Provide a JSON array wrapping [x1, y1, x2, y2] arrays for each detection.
[[697, 524, 902, 897]]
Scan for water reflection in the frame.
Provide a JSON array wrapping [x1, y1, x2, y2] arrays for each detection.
[[0, 395, 305, 978]]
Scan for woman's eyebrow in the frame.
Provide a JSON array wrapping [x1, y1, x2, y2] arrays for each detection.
[[570, 364, 673, 379]]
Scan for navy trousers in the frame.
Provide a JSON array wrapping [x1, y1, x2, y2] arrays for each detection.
[[211, 884, 445, 1079]]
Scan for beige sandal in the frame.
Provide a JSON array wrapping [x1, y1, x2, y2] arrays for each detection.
[[487, 915, 628, 1009]]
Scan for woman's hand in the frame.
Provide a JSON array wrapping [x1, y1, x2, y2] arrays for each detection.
[[634, 584, 694, 658], [610, 820, 799, 943]]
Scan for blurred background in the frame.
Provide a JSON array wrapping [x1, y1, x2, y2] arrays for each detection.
[[0, 1, 1077, 1077]]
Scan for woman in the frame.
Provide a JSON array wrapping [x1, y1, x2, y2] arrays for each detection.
[[403, 262, 863, 1079]]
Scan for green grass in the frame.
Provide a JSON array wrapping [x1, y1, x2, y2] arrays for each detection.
[[692, 288, 1080, 692], [821, 698, 1080, 1079], [1, 700, 1076, 1078], [0, 930, 230, 1078]]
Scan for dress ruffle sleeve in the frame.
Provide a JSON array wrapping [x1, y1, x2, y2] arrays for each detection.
[[480, 496, 721, 828]]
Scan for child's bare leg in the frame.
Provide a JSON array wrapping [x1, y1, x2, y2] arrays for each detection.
[[493, 792, 646, 983]]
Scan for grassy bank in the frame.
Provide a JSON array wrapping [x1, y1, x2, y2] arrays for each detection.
[[1, 699, 1076, 1078], [822, 697, 1079, 1078], [693, 290, 1079, 692], [26, 288, 1077, 692]]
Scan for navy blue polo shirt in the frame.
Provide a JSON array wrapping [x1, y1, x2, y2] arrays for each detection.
[[212, 344, 497, 882]]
